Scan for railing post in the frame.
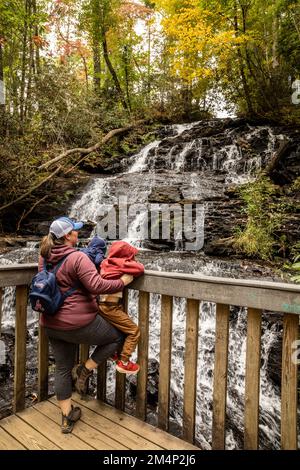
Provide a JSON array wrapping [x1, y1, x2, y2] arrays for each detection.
[[79, 344, 89, 364], [212, 303, 230, 450], [183, 298, 199, 443], [244, 308, 262, 450], [0, 287, 3, 336], [38, 324, 49, 402], [136, 291, 150, 421], [96, 362, 107, 402], [13, 285, 28, 413], [115, 289, 128, 411], [281, 313, 298, 450], [158, 295, 173, 431]]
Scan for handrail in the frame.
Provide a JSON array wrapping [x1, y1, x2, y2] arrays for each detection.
[[1, 264, 299, 314], [1, 262, 300, 290], [0, 263, 299, 450]]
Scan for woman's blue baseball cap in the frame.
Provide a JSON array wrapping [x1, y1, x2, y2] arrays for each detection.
[[50, 216, 84, 239]]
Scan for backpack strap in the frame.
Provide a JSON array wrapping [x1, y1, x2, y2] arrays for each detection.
[[52, 252, 76, 274], [43, 253, 74, 273], [44, 251, 80, 299]]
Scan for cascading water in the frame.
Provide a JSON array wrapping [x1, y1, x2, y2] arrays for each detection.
[[0, 119, 296, 448]]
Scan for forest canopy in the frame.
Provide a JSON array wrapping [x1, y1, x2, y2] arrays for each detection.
[[0, 0, 300, 233]]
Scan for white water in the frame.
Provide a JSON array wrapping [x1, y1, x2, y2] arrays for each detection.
[[0, 120, 295, 449]]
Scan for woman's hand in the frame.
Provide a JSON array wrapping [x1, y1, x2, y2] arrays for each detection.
[[121, 274, 134, 286]]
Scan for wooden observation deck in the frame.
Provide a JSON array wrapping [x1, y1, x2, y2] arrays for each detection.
[[0, 264, 299, 450]]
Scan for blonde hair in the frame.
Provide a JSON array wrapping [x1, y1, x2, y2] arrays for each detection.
[[40, 233, 66, 259]]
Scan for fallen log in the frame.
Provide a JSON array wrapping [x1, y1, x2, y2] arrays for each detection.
[[0, 119, 149, 213], [264, 138, 290, 176], [38, 119, 147, 171]]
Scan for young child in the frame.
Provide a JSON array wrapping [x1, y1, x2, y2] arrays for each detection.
[[82, 237, 144, 375], [80, 236, 107, 270], [100, 241, 144, 375]]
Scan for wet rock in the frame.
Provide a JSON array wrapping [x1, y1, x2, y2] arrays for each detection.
[[128, 358, 159, 406]]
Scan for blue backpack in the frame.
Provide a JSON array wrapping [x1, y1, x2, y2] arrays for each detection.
[[29, 253, 78, 316]]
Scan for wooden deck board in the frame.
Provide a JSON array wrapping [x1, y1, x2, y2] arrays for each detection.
[[0, 426, 26, 450], [0, 414, 60, 450], [34, 401, 128, 450], [0, 395, 200, 450], [18, 406, 93, 450], [69, 394, 199, 450], [50, 397, 163, 450]]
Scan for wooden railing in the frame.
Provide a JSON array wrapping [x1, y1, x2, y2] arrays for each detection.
[[0, 264, 299, 450]]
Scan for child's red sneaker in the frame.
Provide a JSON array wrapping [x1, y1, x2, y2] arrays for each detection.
[[116, 360, 140, 375]]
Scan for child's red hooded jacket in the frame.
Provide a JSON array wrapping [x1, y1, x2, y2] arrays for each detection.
[[100, 241, 144, 279]]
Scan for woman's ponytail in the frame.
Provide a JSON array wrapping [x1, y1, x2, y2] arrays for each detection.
[[40, 233, 55, 259], [40, 233, 66, 259]]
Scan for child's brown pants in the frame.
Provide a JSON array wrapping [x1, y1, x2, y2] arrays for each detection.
[[98, 302, 140, 362]]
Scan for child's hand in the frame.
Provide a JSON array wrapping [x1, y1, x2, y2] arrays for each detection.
[[121, 274, 134, 286]]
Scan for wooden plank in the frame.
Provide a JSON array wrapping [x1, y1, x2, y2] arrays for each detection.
[[50, 396, 162, 450], [2, 263, 300, 293], [13, 285, 28, 413], [136, 291, 150, 421], [244, 308, 262, 450], [97, 361, 107, 402], [1, 264, 300, 313], [131, 272, 300, 314], [0, 414, 59, 450], [18, 405, 93, 450], [133, 269, 300, 293], [158, 294, 173, 431], [0, 426, 26, 450], [0, 287, 3, 335], [115, 369, 126, 410], [0, 265, 37, 288], [212, 303, 230, 450], [182, 299, 199, 443], [69, 394, 199, 450], [38, 324, 49, 402], [115, 289, 128, 411], [79, 344, 89, 364], [281, 313, 298, 450], [35, 400, 127, 450]]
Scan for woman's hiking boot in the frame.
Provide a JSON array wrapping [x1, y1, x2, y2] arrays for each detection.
[[61, 405, 81, 434], [72, 363, 93, 396]]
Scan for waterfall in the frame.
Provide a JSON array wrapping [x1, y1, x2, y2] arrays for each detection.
[[0, 248, 39, 327], [0, 119, 294, 449]]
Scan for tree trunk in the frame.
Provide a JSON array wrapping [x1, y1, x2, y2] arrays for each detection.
[[20, 0, 29, 128], [92, 0, 101, 93], [25, 0, 34, 120], [93, 41, 101, 92], [102, 31, 129, 111], [0, 41, 6, 134], [123, 45, 132, 112], [147, 21, 151, 104], [33, 0, 40, 74], [234, 5, 254, 116]]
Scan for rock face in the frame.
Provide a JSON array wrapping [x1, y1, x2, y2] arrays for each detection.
[[6, 118, 300, 260], [113, 118, 299, 257]]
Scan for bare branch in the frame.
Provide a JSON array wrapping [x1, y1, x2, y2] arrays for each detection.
[[16, 194, 48, 232], [38, 120, 147, 171], [0, 166, 61, 213]]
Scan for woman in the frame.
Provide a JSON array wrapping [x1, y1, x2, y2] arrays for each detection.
[[39, 216, 133, 434]]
